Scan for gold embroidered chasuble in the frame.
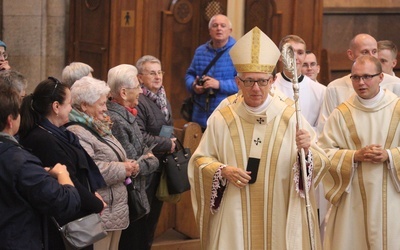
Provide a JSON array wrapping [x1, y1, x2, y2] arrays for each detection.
[[189, 94, 329, 250], [319, 90, 400, 250]]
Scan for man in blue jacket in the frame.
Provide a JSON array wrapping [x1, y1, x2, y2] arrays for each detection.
[[185, 14, 237, 129]]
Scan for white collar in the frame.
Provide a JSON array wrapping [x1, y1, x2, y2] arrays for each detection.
[[243, 94, 272, 113], [356, 88, 384, 107]]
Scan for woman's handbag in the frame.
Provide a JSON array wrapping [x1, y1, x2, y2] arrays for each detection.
[[162, 138, 191, 194], [156, 168, 181, 203], [52, 213, 107, 249], [125, 176, 150, 222]]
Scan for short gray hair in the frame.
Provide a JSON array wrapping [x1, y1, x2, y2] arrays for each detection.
[[0, 70, 27, 95], [62, 62, 94, 87], [208, 14, 232, 29], [107, 64, 139, 98], [70, 76, 110, 107], [136, 55, 161, 73]]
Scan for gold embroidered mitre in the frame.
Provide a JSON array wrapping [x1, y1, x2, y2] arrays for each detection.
[[229, 26, 280, 74]]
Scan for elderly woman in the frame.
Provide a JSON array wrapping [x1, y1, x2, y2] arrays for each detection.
[[67, 76, 139, 250], [135, 55, 176, 249], [18, 77, 106, 250], [62, 62, 94, 87], [106, 64, 160, 249]]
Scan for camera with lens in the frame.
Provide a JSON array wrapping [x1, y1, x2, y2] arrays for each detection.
[[196, 77, 206, 86]]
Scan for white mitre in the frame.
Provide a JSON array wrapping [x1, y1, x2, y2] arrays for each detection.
[[229, 26, 280, 74]]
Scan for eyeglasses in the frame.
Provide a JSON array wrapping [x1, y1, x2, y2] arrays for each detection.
[[302, 62, 317, 68], [141, 71, 165, 77], [0, 52, 8, 60], [48, 76, 61, 98], [124, 84, 141, 90], [350, 72, 381, 82], [237, 77, 271, 87]]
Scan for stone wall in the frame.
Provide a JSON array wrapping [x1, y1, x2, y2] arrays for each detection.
[[2, 0, 67, 94]]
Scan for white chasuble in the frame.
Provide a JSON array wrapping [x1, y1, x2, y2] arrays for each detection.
[[319, 90, 400, 250], [189, 94, 330, 250]]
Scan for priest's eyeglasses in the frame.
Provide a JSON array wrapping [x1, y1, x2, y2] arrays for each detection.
[[238, 77, 271, 87], [350, 72, 381, 82]]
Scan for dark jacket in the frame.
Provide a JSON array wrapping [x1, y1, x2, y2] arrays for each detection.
[[19, 125, 105, 249], [107, 100, 159, 219], [136, 94, 174, 158], [0, 136, 80, 250], [131, 93, 174, 249]]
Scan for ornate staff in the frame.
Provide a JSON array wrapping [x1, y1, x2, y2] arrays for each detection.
[[281, 43, 315, 250]]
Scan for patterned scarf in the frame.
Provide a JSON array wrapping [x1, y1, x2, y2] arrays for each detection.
[[69, 108, 113, 137], [141, 85, 170, 121]]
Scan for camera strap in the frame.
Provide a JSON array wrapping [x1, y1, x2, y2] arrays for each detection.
[[193, 44, 233, 114], [201, 45, 232, 76]]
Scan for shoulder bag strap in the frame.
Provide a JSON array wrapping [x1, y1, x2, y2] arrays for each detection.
[[193, 45, 233, 111], [65, 121, 123, 162], [201, 45, 232, 76]]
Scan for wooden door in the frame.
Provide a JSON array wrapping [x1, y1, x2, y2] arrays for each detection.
[[244, 0, 282, 43], [68, 0, 111, 81]]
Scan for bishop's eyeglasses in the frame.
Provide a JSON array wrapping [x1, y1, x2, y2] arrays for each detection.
[[237, 77, 272, 87]]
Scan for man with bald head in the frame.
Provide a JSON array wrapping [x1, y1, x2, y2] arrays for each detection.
[[317, 33, 400, 133]]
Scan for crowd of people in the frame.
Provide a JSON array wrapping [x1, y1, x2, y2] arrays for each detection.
[[187, 15, 400, 250], [1, 12, 400, 250], [0, 38, 174, 249]]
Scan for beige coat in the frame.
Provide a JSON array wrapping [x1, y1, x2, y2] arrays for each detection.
[[68, 125, 129, 231]]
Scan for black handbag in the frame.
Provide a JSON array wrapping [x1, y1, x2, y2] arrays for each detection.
[[162, 138, 191, 194], [52, 214, 107, 249], [180, 96, 194, 122], [125, 176, 150, 222]]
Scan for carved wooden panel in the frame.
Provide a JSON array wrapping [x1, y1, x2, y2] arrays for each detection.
[[324, 0, 400, 8], [245, 0, 279, 39], [322, 8, 400, 81], [68, 0, 111, 81], [198, 0, 228, 44]]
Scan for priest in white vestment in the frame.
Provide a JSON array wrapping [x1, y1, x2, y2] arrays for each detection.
[[319, 55, 400, 250], [317, 33, 400, 135], [274, 35, 326, 133], [188, 27, 330, 250]]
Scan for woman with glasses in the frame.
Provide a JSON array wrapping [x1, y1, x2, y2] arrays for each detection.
[[0, 40, 11, 71], [105, 64, 160, 250], [18, 77, 107, 250], [135, 55, 176, 249]]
